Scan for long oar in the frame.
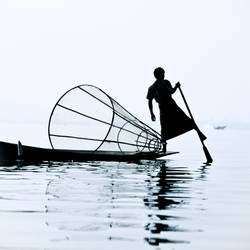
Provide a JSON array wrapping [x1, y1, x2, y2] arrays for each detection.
[[178, 85, 213, 163]]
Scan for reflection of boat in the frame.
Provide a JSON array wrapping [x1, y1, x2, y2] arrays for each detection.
[[0, 140, 177, 165], [214, 125, 227, 130], [0, 84, 179, 165]]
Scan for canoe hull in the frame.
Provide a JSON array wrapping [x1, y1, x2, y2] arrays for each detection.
[[0, 141, 178, 165]]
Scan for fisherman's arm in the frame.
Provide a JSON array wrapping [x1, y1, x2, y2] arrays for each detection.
[[148, 99, 156, 121], [171, 82, 181, 94]]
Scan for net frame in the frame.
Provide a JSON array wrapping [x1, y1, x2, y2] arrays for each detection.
[[48, 84, 162, 152]]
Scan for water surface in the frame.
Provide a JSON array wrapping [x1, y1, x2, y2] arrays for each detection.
[[0, 129, 249, 250]]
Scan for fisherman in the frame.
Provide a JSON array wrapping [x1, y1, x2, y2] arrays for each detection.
[[147, 67, 206, 153]]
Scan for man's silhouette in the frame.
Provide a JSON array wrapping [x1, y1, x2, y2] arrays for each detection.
[[147, 67, 206, 153]]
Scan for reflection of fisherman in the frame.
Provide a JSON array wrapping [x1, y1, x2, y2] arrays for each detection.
[[144, 161, 190, 244], [147, 67, 206, 153]]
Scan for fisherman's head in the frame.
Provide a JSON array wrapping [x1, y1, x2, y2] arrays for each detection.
[[153, 67, 165, 80]]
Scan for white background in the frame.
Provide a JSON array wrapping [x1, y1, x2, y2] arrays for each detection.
[[0, 0, 249, 145]]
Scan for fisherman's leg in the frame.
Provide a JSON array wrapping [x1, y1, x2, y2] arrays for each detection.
[[179, 107, 207, 141], [161, 132, 167, 153], [162, 140, 167, 153], [192, 122, 207, 141], [160, 114, 167, 153]]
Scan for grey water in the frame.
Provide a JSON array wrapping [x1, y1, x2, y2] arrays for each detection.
[[0, 129, 250, 250]]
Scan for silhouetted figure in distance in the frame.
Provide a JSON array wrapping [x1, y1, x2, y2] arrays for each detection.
[[147, 67, 206, 153]]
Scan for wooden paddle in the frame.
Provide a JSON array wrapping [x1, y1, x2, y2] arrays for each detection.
[[177, 85, 213, 163]]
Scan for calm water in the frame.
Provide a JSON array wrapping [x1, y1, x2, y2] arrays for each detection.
[[0, 129, 250, 250]]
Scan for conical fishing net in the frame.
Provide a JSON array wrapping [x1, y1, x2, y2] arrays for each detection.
[[48, 85, 162, 152]]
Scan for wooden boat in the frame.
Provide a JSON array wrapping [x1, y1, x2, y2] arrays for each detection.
[[0, 85, 179, 166], [0, 140, 178, 166]]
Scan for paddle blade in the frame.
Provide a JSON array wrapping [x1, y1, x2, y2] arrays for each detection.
[[203, 145, 213, 163]]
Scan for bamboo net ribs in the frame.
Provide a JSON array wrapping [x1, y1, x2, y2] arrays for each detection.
[[48, 85, 162, 153]]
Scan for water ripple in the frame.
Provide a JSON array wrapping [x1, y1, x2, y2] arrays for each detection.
[[1, 130, 250, 249], [40, 160, 199, 248]]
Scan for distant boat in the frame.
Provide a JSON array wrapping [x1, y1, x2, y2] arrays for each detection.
[[214, 125, 227, 130]]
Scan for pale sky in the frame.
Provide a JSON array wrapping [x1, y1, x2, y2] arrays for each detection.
[[0, 0, 249, 131]]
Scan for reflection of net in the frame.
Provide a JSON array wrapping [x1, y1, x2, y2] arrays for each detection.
[[48, 85, 162, 152]]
